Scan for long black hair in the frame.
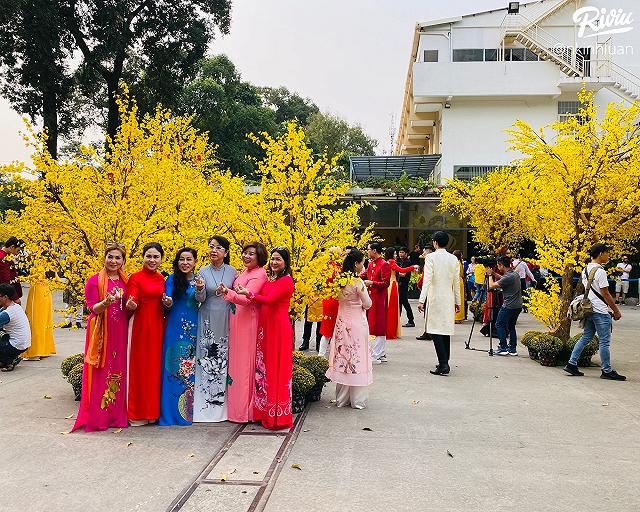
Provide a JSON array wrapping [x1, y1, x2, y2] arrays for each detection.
[[342, 249, 364, 275], [172, 247, 198, 299], [209, 235, 231, 264], [269, 247, 292, 279]]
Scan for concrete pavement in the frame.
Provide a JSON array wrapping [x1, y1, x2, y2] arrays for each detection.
[[1, 292, 638, 511]]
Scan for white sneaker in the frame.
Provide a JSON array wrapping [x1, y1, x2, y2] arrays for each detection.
[[372, 358, 382, 365], [379, 354, 388, 363]]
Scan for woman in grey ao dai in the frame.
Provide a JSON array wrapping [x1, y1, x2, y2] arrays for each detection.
[[194, 236, 236, 422]]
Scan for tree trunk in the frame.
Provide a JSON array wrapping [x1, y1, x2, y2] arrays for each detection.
[[42, 83, 58, 159], [551, 266, 575, 341], [106, 77, 120, 145]]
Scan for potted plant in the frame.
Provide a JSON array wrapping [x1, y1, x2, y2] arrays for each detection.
[[535, 333, 563, 367], [292, 351, 306, 366], [520, 331, 542, 360], [67, 363, 84, 401], [291, 365, 315, 413], [300, 355, 329, 402], [563, 333, 599, 367], [61, 353, 84, 400]]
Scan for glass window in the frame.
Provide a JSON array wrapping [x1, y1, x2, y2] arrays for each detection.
[[558, 101, 580, 115], [359, 202, 400, 228], [506, 48, 525, 61], [453, 165, 501, 181], [484, 49, 498, 61], [452, 49, 484, 62], [524, 49, 539, 61], [423, 50, 438, 62]]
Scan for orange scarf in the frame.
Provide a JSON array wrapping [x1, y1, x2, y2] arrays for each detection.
[[85, 268, 128, 368]]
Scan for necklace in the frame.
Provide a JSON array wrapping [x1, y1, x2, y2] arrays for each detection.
[[210, 264, 227, 296], [108, 275, 123, 309]]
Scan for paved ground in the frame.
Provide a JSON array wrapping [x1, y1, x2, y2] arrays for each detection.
[[1, 290, 638, 511]]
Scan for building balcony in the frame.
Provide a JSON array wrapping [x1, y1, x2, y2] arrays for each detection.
[[412, 61, 564, 101]]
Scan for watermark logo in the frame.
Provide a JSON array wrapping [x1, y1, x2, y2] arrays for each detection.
[[573, 7, 634, 38]]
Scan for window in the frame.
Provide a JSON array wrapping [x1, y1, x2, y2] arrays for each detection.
[[453, 49, 484, 62], [423, 50, 438, 62], [558, 101, 588, 124], [505, 48, 525, 61], [453, 166, 501, 181], [484, 49, 498, 61], [450, 48, 539, 63], [524, 49, 540, 61]]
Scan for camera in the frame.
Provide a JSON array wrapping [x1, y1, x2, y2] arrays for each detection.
[[475, 256, 496, 267]]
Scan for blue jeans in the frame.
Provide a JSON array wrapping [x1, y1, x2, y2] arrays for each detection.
[[569, 313, 612, 372], [473, 284, 486, 303], [496, 307, 522, 352]]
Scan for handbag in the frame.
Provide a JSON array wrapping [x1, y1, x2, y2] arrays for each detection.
[[568, 266, 605, 321]]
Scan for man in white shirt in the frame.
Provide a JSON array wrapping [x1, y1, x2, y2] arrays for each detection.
[[564, 244, 625, 381], [615, 256, 632, 305], [0, 283, 31, 371]]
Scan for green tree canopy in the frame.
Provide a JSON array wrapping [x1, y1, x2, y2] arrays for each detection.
[[305, 111, 378, 176], [260, 86, 319, 125], [63, 0, 232, 142], [1, 0, 233, 157], [0, 0, 77, 158], [180, 55, 279, 177]]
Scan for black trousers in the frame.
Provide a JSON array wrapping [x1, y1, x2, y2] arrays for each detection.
[[431, 334, 450, 368], [303, 321, 322, 349], [0, 335, 23, 366], [398, 283, 414, 322]]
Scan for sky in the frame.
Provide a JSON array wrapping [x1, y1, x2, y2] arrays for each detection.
[[0, 0, 517, 164]]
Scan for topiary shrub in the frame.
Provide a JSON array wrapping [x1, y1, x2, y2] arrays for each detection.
[[534, 333, 563, 367], [563, 332, 599, 367], [292, 351, 306, 366], [292, 364, 315, 413], [300, 355, 329, 402], [67, 362, 84, 401], [61, 353, 84, 378], [520, 331, 542, 360]]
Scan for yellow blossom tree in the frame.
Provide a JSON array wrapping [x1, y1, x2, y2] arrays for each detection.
[[2, 87, 228, 304], [3, 92, 373, 321], [214, 121, 374, 319], [440, 91, 640, 339]]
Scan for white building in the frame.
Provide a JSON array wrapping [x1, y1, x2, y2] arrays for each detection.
[[396, 0, 640, 182]]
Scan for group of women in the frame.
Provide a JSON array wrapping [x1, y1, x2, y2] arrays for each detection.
[[72, 237, 295, 433]]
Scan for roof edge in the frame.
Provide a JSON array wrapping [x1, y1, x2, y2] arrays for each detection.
[[418, 0, 545, 28]]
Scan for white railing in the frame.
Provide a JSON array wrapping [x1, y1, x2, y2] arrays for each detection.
[[583, 60, 640, 99], [503, 13, 584, 73], [521, 0, 571, 28], [501, 11, 640, 101]]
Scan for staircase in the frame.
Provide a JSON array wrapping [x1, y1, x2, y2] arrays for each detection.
[[520, 0, 573, 29], [502, 13, 584, 75], [501, 10, 640, 102]]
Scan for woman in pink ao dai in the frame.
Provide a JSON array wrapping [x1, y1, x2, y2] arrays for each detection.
[[221, 242, 269, 423], [325, 249, 373, 409]]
